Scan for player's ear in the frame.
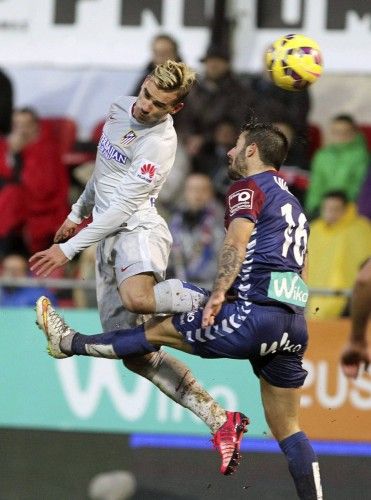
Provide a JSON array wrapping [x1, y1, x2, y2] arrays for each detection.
[[246, 143, 256, 157], [170, 102, 184, 114]]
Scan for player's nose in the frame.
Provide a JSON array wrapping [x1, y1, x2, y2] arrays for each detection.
[[141, 100, 153, 113], [227, 146, 235, 158]]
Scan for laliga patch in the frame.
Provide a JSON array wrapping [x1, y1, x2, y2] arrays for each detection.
[[121, 129, 137, 146], [228, 189, 254, 215], [136, 160, 157, 183]]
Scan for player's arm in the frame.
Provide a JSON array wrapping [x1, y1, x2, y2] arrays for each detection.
[[202, 217, 255, 327], [341, 258, 371, 378], [54, 172, 97, 243], [301, 251, 309, 283], [30, 138, 174, 276], [30, 172, 152, 276], [58, 137, 174, 257]]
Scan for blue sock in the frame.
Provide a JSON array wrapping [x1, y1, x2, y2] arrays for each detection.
[[279, 431, 322, 500], [71, 325, 159, 358]]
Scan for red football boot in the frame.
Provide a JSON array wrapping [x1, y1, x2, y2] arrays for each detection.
[[212, 411, 249, 475]]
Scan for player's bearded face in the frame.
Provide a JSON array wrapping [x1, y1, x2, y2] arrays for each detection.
[[228, 138, 247, 180], [133, 79, 181, 124]]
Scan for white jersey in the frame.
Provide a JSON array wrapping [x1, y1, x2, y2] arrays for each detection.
[[60, 96, 177, 260]]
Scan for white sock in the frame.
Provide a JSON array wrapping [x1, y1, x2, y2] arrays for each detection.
[[123, 350, 226, 433], [154, 279, 209, 313]]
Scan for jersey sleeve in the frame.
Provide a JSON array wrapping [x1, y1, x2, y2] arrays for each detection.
[[225, 178, 266, 225], [68, 172, 96, 224], [59, 133, 176, 260]]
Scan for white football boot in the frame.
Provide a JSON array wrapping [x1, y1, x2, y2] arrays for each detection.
[[35, 296, 74, 358]]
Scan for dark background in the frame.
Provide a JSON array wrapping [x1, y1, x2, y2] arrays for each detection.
[[1, 428, 370, 499]]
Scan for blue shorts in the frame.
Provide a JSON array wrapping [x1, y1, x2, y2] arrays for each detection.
[[172, 302, 308, 388]]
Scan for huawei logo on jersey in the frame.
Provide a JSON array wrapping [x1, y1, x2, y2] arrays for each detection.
[[136, 160, 158, 184], [141, 163, 156, 178]]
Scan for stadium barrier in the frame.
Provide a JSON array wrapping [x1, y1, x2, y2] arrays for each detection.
[[0, 276, 352, 296], [0, 307, 369, 443]]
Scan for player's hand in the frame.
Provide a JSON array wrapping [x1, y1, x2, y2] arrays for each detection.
[[29, 244, 69, 277], [54, 218, 78, 243], [340, 341, 370, 379], [202, 290, 225, 327]]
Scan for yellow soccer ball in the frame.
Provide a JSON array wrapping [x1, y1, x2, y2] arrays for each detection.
[[266, 34, 323, 91]]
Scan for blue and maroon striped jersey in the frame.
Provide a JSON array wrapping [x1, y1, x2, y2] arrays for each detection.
[[225, 170, 309, 312]]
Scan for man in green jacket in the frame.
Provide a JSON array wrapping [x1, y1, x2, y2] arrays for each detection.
[[306, 114, 369, 217]]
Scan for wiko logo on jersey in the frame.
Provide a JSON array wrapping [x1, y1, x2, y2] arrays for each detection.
[[98, 133, 128, 164], [268, 271, 309, 307], [137, 161, 157, 183], [228, 189, 254, 215], [260, 331, 302, 356], [121, 130, 137, 146]]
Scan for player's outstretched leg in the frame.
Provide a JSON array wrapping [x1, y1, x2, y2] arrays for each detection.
[[35, 296, 250, 476]]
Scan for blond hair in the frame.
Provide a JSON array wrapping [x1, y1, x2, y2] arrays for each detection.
[[150, 60, 196, 101]]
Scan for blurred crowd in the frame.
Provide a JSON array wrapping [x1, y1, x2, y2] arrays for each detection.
[[0, 33, 370, 319]]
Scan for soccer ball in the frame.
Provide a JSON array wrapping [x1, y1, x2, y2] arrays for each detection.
[[266, 34, 323, 91]]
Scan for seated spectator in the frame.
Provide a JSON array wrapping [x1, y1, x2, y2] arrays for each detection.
[[0, 67, 13, 135], [0, 108, 68, 256], [305, 114, 369, 218], [191, 119, 238, 202], [0, 253, 57, 307], [307, 191, 371, 320], [176, 45, 255, 157], [248, 54, 311, 169], [131, 33, 182, 97], [167, 173, 225, 289]]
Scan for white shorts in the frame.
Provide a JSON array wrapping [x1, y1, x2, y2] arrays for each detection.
[[95, 220, 172, 331]]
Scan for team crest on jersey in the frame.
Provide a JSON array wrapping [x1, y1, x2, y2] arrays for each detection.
[[137, 161, 157, 183], [121, 130, 137, 146], [228, 189, 254, 215]]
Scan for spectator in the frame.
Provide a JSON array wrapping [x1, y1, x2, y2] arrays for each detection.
[[0, 253, 56, 307], [0, 108, 69, 256], [157, 142, 191, 214], [248, 52, 311, 169], [192, 119, 239, 202], [305, 114, 369, 218], [357, 166, 371, 220], [274, 121, 310, 205], [167, 173, 225, 289], [307, 191, 371, 319], [176, 45, 255, 157], [131, 33, 182, 97], [0, 68, 13, 135]]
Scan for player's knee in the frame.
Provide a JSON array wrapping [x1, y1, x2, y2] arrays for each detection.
[[266, 414, 300, 441], [123, 351, 164, 376], [262, 401, 300, 441]]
